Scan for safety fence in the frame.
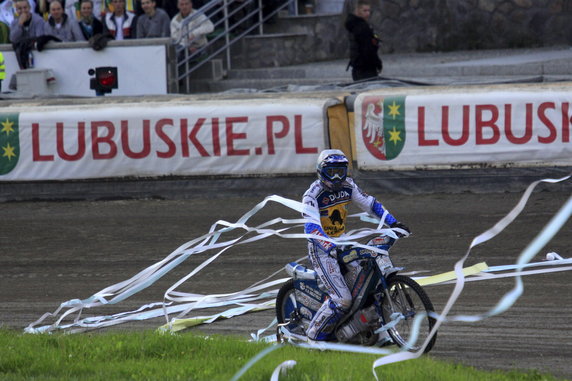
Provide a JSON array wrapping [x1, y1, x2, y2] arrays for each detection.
[[1, 81, 572, 181]]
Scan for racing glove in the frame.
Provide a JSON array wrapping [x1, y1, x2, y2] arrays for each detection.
[[390, 221, 411, 237]]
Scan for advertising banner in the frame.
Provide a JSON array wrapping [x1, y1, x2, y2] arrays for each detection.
[[355, 91, 572, 170], [0, 99, 330, 181]]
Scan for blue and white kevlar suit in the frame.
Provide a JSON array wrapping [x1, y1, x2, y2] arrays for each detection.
[[302, 177, 397, 340]]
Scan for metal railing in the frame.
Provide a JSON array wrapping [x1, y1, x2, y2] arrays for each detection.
[[173, 0, 295, 93]]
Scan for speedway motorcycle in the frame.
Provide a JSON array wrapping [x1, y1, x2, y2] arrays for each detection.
[[276, 229, 437, 353]]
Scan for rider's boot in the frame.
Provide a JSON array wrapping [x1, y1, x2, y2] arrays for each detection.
[[306, 299, 347, 341]]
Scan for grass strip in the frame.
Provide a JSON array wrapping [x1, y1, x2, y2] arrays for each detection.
[[0, 328, 563, 381]]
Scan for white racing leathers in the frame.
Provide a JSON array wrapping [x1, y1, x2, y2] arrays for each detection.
[[302, 177, 397, 340]]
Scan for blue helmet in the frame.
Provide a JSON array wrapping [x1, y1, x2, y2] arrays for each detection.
[[316, 149, 348, 190]]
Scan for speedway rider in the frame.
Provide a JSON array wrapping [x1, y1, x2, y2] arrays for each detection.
[[302, 149, 410, 341]]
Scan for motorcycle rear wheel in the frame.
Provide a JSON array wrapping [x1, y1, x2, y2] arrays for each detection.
[[276, 279, 305, 335], [380, 275, 437, 353]]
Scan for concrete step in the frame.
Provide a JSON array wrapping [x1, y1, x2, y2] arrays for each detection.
[[188, 47, 572, 94], [228, 13, 348, 69], [225, 47, 572, 85], [188, 77, 352, 93]]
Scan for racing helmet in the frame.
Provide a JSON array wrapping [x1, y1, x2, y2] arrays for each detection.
[[316, 149, 349, 190]]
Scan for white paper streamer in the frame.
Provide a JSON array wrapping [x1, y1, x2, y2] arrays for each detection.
[[371, 174, 571, 379], [234, 174, 571, 381], [270, 360, 297, 381], [25, 195, 393, 334]]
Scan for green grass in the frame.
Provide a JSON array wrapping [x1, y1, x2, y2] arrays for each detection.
[[0, 328, 563, 381]]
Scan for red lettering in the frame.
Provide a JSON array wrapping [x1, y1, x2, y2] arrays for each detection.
[[212, 117, 221, 156], [32, 123, 54, 161], [155, 119, 176, 158], [266, 115, 289, 154], [121, 120, 151, 159], [505, 104, 532, 144], [226, 117, 249, 156], [538, 102, 557, 144], [442, 105, 469, 146], [181, 118, 209, 157], [417, 106, 438, 146], [180, 119, 189, 157], [57, 122, 85, 161], [562, 102, 570, 143], [91, 121, 117, 159], [475, 105, 500, 145], [294, 114, 318, 154]]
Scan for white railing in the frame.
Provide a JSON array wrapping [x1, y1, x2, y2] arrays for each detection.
[[174, 0, 294, 93]]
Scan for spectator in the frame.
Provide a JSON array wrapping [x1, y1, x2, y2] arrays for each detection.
[[136, 0, 169, 38], [170, 0, 212, 53], [103, 0, 137, 39], [10, 0, 44, 44], [1, 0, 36, 26], [104, 0, 136, 14], [51, 0, 103, 21], [44, 0, 86, 41], [344, 0, 381, 81], [78, 0, 103, 39]]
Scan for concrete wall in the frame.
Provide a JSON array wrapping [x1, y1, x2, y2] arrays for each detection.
[[367, 0, 572, 53]]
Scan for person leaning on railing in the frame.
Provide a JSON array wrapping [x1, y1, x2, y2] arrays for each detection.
[[78, 0, 104, 39], [10, 0, 44, 44], [43, 0, 86, 41], [170, 0, 213, 54]]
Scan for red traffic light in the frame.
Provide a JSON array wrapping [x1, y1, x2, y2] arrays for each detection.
[[98, 71, 116, 87], [89, 66, 118, 95]]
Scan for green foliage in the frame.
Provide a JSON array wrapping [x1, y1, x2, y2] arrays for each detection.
[[0, 328, 563, 381]]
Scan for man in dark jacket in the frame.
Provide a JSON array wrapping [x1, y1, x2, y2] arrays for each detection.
[[344, 0, 381, 81]]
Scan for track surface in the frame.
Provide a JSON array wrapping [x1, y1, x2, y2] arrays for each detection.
[[1, 190, 571, 378]]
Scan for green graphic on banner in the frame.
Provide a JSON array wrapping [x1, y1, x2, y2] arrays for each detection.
[[382, 96, 406, 160], [361, 95, 406, 161], [0, 113, 20, 175]]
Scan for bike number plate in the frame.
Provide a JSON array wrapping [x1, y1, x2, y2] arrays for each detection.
[[376, 255, 393, 272]]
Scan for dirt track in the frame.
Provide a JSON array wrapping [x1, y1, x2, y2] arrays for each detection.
[[1, 188, 571, 379]]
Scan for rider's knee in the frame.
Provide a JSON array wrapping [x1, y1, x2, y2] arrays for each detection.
[[331, 297, 351, 313], [339, 297, 352, 311]]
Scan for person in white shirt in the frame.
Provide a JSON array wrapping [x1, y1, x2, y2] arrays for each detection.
[[103, 0, 136, 39], [170, 0, 213, 53]]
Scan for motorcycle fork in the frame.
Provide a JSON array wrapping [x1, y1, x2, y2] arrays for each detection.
[[377, 274, 399, 323]]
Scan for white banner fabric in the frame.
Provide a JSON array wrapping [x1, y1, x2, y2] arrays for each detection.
[[0, 99, 328, 180], [1, 44, 167, 96], [354, 90, 572, 170]]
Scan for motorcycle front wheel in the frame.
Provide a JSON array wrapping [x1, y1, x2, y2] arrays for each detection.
[[380, 275, 437, 353]]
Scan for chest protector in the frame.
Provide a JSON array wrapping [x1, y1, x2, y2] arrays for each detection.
[[317, 189, 352, 237]]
